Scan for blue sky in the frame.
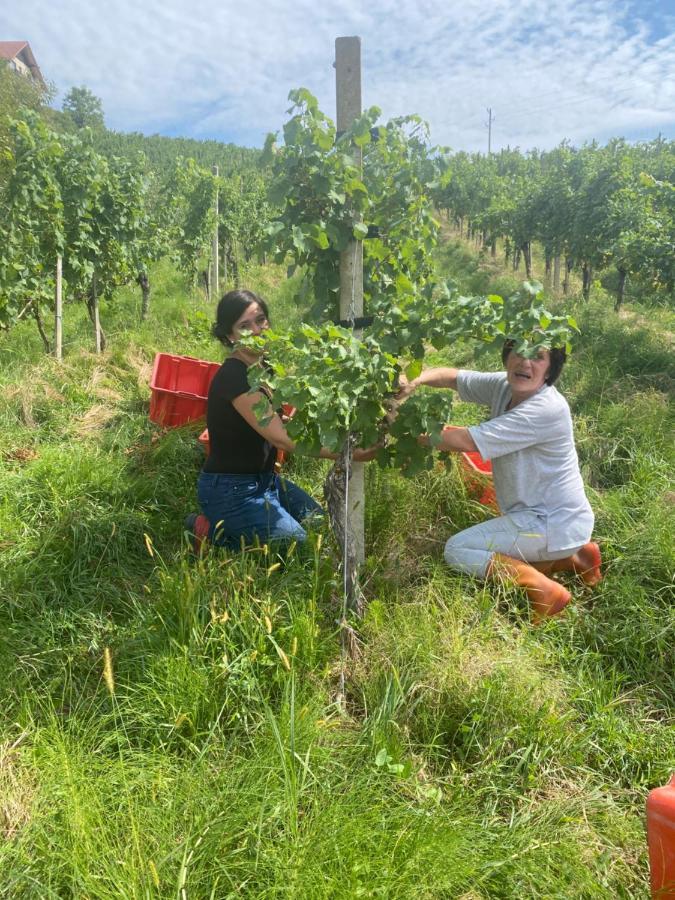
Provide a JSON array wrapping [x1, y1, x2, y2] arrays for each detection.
[[2, 0, 674, 152]]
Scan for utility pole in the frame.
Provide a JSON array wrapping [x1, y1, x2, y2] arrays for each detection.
[[486, 107, 494, 155], [335, 36, 365, 574]]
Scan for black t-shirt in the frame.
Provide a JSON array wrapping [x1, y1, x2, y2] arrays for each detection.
[[203, 357, 277, 474]]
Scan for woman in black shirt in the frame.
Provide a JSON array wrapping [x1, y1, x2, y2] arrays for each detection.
[[186, 289, 371, 552]]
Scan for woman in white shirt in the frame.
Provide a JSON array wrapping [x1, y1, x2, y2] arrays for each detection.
[[397, 341, 602, 623]]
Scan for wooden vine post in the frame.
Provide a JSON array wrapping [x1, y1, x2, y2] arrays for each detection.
[[211, 165, 219, 300], [54, 255, 63, 361], [335, 36, 366, 572]]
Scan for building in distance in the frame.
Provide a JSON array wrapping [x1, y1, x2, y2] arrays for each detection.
[[0, 41, 45, 87]]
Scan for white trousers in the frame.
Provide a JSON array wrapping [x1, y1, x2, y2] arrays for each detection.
[[444, 512, 584, 578]]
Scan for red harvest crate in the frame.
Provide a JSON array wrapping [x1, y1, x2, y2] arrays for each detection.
[[459, 450, 497, 508], [149, 353, 221, 427]]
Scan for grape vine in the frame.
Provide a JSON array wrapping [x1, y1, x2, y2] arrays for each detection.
[[253, 91, 579, 476]]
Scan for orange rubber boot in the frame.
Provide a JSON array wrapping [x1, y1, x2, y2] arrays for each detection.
[[532, 542, 602, 587], [488, 553, 572, 624], [569, 542, 602, 586]]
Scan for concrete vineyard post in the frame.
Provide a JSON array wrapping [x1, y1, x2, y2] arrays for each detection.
[[335, 35, 365, 568], [93, 274, 102, 354], [54, 255, 62, 361], [553, 254, 561, 293]]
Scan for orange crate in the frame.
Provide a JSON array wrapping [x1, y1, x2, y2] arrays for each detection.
[[149, 353, 221, 427], [647, 775, 675, 898], [459, 450, 497, 508]]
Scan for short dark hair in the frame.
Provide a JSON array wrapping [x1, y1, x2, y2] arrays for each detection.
[[501, 339, 566, 385], [212, 289, 270, 346]]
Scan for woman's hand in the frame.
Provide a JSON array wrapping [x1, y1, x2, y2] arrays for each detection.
[[393, 373, 417, 403], [396, 367, 460, 396], [352, 445, 380, 463], [385, 375, 416, 428]]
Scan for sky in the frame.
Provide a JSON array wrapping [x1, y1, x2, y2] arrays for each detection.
[[2, 0, 674, 153]]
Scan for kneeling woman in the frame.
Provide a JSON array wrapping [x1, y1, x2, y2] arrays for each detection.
[[398, 341, 601, 623], [187, 289, 371, 551]]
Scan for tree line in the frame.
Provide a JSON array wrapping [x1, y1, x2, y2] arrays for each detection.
[[2, 55, 672, 362], [0, 70, 271, 351], [433, 139, 674, 310]]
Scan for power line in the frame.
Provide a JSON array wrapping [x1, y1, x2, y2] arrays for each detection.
[[496, 72, 636, 109], [467, 84, 638, 135], [497, 85, 639, 128]]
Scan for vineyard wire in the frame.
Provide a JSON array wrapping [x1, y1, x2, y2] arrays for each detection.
[[338, 237, 360, 704]]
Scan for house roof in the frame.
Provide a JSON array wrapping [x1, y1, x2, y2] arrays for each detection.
[[0, 41, 45, 86], [0, 41, 27, 59]]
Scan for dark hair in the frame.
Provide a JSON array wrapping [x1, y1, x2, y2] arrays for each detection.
[[212, 289, 270, 346], [501, 339, 566, 385]]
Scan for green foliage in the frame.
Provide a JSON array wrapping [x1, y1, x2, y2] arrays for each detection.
[[62, 85, 105, 130], [0, 59, 53, 181], [94, 129, 260, 180], [0, 105, 260, 345], [59, 137, 152, 302], [218, 169, 272, 278], [0, 258, 671, 897], [249, 322, 396, 452], [0, 111, 64, 327], [262, 90, 440, 320], [164, 157, 218, 282], [257, 91, 578, 473], [436, 137, 675, 307], [0, 111, 163, 343], [246, 280, 579, 475]]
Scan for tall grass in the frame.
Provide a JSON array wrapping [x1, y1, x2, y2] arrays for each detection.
[[0, 254, 672, 897]]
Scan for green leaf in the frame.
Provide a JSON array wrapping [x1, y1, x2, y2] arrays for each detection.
[[405, 359, 423, 381], [308, 225, 330, 250], [345, 178, 367, 195], [522, 280, 543, 297], [395, 273, 414, 293], [352, 222, 368, 240], [314, 128, 334, 151], [291, 225, 308, 253], [375, 748, 390, 767]]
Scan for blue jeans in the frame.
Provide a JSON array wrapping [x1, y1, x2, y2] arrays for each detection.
[[197, 471, 324, 550]]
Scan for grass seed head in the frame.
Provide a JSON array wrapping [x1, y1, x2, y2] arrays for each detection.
[[103, 647, 115, 696]]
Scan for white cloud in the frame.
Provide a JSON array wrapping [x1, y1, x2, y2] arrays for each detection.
[[2, 0, 674, 150]]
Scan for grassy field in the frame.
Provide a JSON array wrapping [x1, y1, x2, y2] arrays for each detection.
[[0, 245, 673, 898]]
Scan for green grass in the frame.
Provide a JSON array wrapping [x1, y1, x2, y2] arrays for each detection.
[[0, 252, 672, 898]]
